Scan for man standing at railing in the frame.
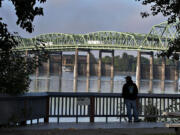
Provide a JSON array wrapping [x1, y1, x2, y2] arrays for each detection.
[[122, 76, 140, 123]]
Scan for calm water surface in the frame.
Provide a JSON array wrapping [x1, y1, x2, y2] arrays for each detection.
[[29, 72, 180, 94]]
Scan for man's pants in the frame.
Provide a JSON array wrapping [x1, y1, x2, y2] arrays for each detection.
[[125, 99, 139, 121]]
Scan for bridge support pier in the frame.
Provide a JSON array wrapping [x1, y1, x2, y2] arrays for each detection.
[[25, 50, 28, 62], [35, 55, 39, 91], [86, 50, 90, 92], [46, 56, 50, 91], [73, 48, 78, 92], [149, 52, 154, 93], [161, 57, 166, 92], [136, 51, 141, 91], [174, 60, 179, 92], [59, 52, 62, 92], [110, 50, 114, 93], [98, 50, 102, 92]]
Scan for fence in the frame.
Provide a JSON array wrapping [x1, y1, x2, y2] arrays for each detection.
[[1, 92, 180, 125]]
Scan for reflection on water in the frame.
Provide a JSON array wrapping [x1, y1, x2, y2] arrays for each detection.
[[29, 72, 180, 94]]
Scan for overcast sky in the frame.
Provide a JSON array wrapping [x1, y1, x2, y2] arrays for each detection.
[[0, 0, 166, 38]]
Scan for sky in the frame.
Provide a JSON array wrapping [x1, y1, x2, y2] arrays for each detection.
[[0, 0, 166, 38]]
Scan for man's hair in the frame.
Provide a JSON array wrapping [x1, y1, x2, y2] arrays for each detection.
[[125, 76, 132, 80]]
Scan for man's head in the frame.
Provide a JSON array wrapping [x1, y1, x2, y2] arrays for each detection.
[[125, 76, 132, 83]]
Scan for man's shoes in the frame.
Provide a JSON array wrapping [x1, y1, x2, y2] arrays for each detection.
[[134, 119, 141, 122], [128, 120, 132, 123]]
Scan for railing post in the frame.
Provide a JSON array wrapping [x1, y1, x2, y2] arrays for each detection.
[[44, 96, 49, 123], [90, 96, 95, 123], [20, 99, 27, 126]]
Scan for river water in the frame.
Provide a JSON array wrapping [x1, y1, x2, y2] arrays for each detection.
[[29, 71, 180, 94]]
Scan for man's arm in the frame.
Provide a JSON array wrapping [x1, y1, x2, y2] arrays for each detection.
[[122, 84, 125, 98], [134, 83, 138, 96]]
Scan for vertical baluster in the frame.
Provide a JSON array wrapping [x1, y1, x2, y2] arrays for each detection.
[[113, 97, 115, 116], [163, 98, 166, 112], [69, 97, 71, 116], [54, 97, 56, 116], [160, 98, 162, 117], [80, 105, 82, 116], [50, 97, 52, 115], [99, 97, 101, 115], [175, 98, 177, 111], [103, 97, 105, 116], [106, 97, 108, 116], [155, 98, 158, 116], [116, 97, 118, 116], [151, 97, 155, 119], [171, 98, 173, 112], [76, 97, 78, 123], [110, 98, 112, 115], [73, 98, 75, 116], [83, 105, 86, 116], [37, 119, 39, 124], [144, 98, 146, 117], [139, 98, 142, 115], [120, 98, 122, 121], [62, 97, 64, 116], [178, 98, 180, 111], [123, 98, 125, 118], [167, 98, 170, 112], [57, 97, 60, 123], [95, 97, 97, 115], [105, 98, 108, 122], [65, 97, 67, 116]]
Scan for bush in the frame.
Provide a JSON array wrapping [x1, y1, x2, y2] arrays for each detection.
[[144, 101, 159, 122]]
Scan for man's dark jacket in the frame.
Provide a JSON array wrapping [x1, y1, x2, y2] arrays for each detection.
[[122, 81, 138, 100]]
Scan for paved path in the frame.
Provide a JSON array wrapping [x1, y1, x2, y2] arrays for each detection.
[[0, 122, 176, 135], [11, 122, 169, 130]]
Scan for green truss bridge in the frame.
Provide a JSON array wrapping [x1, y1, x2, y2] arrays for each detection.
[[16, 21, 178, 51]]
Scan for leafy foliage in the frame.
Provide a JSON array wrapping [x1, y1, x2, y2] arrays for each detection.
[[0, 0, 47, 95], [144, 101, 158, 122], [136, 0, 180, 24], [136, 0, 180, 59]]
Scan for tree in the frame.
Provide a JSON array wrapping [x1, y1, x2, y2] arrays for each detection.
[[136, 0, 180, 59], [0, 0, 47, 95]]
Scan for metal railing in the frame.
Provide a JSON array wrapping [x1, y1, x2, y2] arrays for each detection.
[[47, 92, 180, 123], [1, 92, 180, 125]]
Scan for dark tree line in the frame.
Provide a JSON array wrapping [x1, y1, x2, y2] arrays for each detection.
[[102, 52, 175, 72]]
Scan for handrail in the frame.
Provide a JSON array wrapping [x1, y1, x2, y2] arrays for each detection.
[[1, 92, 180, 125], [1, 92, 180, 99]]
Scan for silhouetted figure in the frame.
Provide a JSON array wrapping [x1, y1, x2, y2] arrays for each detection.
[[122, 76, 140, 122]]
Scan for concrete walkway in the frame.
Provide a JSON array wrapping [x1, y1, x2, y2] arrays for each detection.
[[0, 122, 176, 135]]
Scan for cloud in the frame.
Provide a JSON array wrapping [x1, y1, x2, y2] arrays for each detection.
[[0, 0, 166, 38]]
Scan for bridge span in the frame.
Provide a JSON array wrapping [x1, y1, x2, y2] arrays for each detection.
[[16, 21, 179, 92]]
